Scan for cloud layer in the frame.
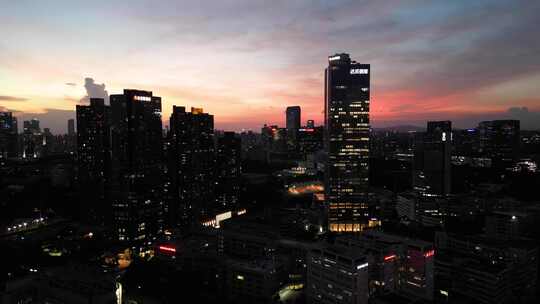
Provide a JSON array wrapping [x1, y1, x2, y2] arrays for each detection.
[[1, 0, 539, 132], [0, 95, 27, 102]]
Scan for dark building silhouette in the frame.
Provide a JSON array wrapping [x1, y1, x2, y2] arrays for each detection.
[[168, 106, 215, 228], [76, 98, 111, 222], [0, 112, 18, 158], [109, 89, 164, 244], [286, 106, 301, 150], [297, 125, 323, 154], [67, 118, 76, 152], [324, 53, 371, 232], [216, 132, 242, 212], [67, 118, 75, 136], [413, 121, 452, 196], [435, 231, 537, 304], [22, 118, 42, 158], [478, 120, 520, 168], [286, 106, 301, 131]]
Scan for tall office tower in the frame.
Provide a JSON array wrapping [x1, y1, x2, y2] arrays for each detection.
[[478, 120, 520, 168], [216, 132, 242, 212], [413, 121, 452, 196], [76, 98, 111, 222], [169, 106, 215, 228], [306, 119, 315, 129], [110, 89, 164, 244], [324, 53, 370, 232], [67, 119, 75, 136], [0, 112, 18, 158]]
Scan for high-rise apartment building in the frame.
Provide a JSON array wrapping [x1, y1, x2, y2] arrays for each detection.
[[76, 98, 111, 222], [216, 132, 242, 212], [324, 53, 370, 232], [169, 106, 215, 228]]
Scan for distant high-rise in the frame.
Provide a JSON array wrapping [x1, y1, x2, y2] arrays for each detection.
[[306, 119, 315, 129], [478, 120, 520, 168], [0, 112, 18, 158], [216, 132, 242, 212], [110, 89, 164, 243], [24, 118, 40, 134], [324, 53, 371, 232], [286, 106, 301, 150], [22, 118, 42, 158], [413, 121, 452, 196], [286, 106, 301, 131], [67, 118, 75, 136], [169, 106, 215, 228], [76, 98, 111, 222]]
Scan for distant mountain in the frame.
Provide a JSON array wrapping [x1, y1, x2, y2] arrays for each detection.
[[372, 125, 425, 132]]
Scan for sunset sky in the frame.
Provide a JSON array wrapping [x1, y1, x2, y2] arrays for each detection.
[[1, 0, 540, 133]]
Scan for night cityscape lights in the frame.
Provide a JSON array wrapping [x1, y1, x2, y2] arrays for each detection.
[[2, 1, 540, 304]]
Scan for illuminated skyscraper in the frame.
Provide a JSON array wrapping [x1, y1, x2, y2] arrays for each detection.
[[324, 53, 371, 232], [110, 89, 164, 243], [76, 98, 111, 221]]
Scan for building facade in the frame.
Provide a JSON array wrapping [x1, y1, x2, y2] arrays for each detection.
[[413, 121, 452, 196], [76, 98, 111, 222], [478, 120, 520, 168], [109, 89, 165, 244], [168, 106, 215, 228], [216, 132, 242, 213]]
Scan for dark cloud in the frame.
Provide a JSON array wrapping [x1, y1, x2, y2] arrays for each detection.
[[0, 95, 27, 102], [374, 106, 540, 131], [80, 77, 108, 104]]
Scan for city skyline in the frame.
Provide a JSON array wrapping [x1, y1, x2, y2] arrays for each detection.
[[2, 0, 540, 134]]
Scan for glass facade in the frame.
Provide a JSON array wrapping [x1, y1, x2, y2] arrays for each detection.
[[324, 54, 370, 232]]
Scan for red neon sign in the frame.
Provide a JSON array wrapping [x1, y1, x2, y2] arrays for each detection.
[[384, 254, 396, 261], [158, 245, 176, 253], [424, 249, 435, 258]]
